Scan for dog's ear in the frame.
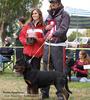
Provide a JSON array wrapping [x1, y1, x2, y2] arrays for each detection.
[[16, 57, 32, 69], [22, 60, 32, 70]]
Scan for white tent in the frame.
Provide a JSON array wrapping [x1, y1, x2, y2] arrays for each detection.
[[65, 7, 90, 29], [41, 6, 90, 29]]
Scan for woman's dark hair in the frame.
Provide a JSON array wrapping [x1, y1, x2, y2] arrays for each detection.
[[30, 8, 44, 26], [80, 50, 87, 59], [19, 17, 26, 24], [79, 50, 90, 63]]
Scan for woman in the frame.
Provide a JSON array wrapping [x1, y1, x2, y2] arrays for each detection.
[[72, 50, 90, 82], [19, 8, 45, 94], [19, 8, 44, 70]]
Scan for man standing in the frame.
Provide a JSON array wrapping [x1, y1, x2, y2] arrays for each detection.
[[41, 0, 70, 99]]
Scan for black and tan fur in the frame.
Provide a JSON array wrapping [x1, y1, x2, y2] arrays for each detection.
[[13, 59, 72, 100]]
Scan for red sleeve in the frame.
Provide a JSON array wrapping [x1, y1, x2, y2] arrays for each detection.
[[37, 33, 45, 45], [72, 60, 88, 74], [77, 69, 88, 74], [19, 25, 28, 46]]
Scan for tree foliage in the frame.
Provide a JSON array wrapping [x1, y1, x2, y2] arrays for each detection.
[[85, 29, 90, 37], [0, 0, 42, 41], [68, 31, 83, 41]]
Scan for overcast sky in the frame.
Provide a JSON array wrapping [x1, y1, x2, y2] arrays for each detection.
[[62, 0, 90, 10]]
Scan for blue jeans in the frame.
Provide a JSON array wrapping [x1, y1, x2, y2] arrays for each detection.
[[0, 55, 10, 62], [71, 76, 80, 82]]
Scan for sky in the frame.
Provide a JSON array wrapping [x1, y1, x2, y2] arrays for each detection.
[[62, 0, 90, 10]]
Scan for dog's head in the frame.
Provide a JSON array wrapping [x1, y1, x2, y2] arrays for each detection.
[[13, 58, 32, 74], [66, 56, 75, 68], [13, 58, 26, 74]]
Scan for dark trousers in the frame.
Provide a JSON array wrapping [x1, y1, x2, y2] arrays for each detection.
[[16, 48, 23, 61], [41, 45, 65, 97], [24, 55, 41, 70], [43, 45, 65, 71]]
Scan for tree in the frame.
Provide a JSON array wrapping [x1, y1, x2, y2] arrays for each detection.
[[0, 0, 41, 43], [68, 31, 83, 41], [85, 29, 90, 37]]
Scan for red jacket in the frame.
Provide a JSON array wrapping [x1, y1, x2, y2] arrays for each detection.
[[19, 23, 45, 57], [72, 60, 88, 77]]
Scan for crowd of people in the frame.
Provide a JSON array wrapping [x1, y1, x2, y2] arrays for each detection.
[[0, 0, 90, 99]]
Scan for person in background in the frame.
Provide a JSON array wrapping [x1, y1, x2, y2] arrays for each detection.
[[72, 50, 90, 82], [4, 36, 12, 46], [19, 8, 45, 94], [0, 36, 14, 71], [13, 17, 26, 61], [41, 0, 70, 99]]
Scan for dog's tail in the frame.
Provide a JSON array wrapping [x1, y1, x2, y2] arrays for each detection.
[[64, 76, 72, 94]]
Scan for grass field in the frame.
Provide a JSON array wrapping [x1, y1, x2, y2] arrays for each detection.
[[0, 69, 90, 100]]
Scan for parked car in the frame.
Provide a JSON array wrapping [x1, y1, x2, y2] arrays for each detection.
[[66, 37, 90, 48]]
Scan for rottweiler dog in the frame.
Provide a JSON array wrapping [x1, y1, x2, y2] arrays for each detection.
[[13, 59, 72, 100]]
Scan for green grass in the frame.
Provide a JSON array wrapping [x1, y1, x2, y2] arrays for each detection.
[[69, 82, 90, 88], [0, 68, 90, 100]]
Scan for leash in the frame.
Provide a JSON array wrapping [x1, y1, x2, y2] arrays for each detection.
[[28, 39, 51, 72], [28, 40, 45, 64], [28, 39, 52, 65], [47, 40, 51, 71], [24, 21, 57, 65]]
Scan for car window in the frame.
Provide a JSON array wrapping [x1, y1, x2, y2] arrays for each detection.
[[82, 38, 88, 44], [74, 37, 89, 44]]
